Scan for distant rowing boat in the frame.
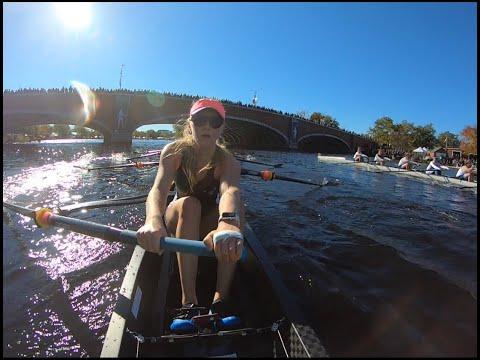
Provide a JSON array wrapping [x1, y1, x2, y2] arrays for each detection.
[[317, 155, 477, 190]]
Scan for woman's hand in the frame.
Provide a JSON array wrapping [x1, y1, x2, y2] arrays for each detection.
[[203, 224, 243, 263], [137, 219, 168, 255]]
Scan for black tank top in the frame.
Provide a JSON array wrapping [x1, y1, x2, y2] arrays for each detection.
[[174, 166, 220, 206]]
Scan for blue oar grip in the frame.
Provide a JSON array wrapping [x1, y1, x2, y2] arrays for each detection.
[[160, 237, 213, 257], [159, 237, 248, 262]]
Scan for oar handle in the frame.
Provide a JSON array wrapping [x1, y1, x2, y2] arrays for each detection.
[[37, 211, 247, 259], [159, 237, 213, 257]]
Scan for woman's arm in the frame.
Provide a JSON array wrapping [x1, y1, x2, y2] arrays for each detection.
[[203, 152, 244, 263], [218, 154, 244, 231], [137, 142, 179, 254]]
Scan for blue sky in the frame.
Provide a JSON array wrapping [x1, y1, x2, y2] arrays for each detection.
[[3, 2, 477, 135]]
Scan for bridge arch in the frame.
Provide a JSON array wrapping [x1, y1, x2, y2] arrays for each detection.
[[3, 110, 110, 135], [297, 133, 352, 153], [227, 116, 289, 144], [223, 116, 289, 149]]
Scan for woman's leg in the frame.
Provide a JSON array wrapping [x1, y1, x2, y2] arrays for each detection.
[[200, 203, 246, 303], [165, 196, 202, 306]]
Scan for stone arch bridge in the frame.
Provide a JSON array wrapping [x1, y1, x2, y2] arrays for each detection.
[[3, 90, 376, 153]]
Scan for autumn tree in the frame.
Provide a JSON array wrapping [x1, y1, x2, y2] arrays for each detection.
[[310, 112, 340, 128], [322, 115, 340, 129], [310, 112, 324, 124], [459, 125, 477, 155]]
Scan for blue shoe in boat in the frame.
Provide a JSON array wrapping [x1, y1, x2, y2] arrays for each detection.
[[210, 299, 242, 330], [170, 303, 208, 333]]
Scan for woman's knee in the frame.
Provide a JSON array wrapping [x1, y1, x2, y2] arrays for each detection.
[[177, 196, 202, 219]]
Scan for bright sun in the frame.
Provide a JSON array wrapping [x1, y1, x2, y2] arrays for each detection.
[[55, 3, 92, 31]]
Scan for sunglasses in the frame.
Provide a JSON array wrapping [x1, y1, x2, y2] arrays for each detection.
[[191, 113, 224, 129]]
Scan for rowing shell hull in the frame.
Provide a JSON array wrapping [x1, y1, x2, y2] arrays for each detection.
[[100, 222, 328, 357], [317, 155, 477, 189]]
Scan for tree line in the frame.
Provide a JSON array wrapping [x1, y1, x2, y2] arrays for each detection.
[[367, 117, 477, 154], [3, 124, 174, 143]]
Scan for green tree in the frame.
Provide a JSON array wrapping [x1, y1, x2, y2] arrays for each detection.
[[52, 124, 71, 138], [367, 117, 395, 147], [437, 131, 460, 148], [412, 123, 436, 149], [133, 130, 142, 138], [146, 129, 157, 139], [391, 121, 415, 150], [73, 126, 90, 138]]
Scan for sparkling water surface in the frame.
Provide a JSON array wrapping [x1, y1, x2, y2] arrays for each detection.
[[3, 139, 477, 357]]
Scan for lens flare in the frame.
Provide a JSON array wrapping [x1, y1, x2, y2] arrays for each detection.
[[146, 91, 165, 108], [71, 81, 96, 126]]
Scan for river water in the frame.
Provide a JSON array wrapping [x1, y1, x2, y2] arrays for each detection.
[[3, 139, 477, 357]]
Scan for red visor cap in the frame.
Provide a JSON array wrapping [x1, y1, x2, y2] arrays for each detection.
[[190, 99, 226, 121]]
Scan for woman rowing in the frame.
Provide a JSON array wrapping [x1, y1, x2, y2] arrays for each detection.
[[425, 157, 443, 176], [374, 148, 388, 166], [354, 146, 368, 163], [398, 152, 416, 170], [137, 99, 244, 333], [455, 160, 475, 182]]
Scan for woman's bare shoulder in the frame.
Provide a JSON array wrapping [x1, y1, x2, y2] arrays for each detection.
[[161, 142, 183, 166]]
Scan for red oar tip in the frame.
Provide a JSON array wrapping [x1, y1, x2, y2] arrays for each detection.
[[34, 208, 53, 228], [260, 170, 275, 181]]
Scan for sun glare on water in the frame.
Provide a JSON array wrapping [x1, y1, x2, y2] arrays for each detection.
[[55, 3, 92, 31]]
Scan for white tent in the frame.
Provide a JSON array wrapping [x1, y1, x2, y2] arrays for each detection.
[[413, 147, 426, 153]]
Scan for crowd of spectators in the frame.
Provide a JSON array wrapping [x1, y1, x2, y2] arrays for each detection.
[[4, 87, 373, 141]]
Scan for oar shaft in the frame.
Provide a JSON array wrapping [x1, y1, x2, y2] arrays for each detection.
[[240, 168, 322, 186], [59, 193, 150, 215], [236, 157, 282, 168], [273, 174, 320, 186], [7, 206, 215, 257], [127, 150, 163, 162], [3, 201, 36, 217], [47, 212, 139, 245], [4, 201, 240, 257], [77, 161, 159, 171], [45, 213, 215, 256]]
